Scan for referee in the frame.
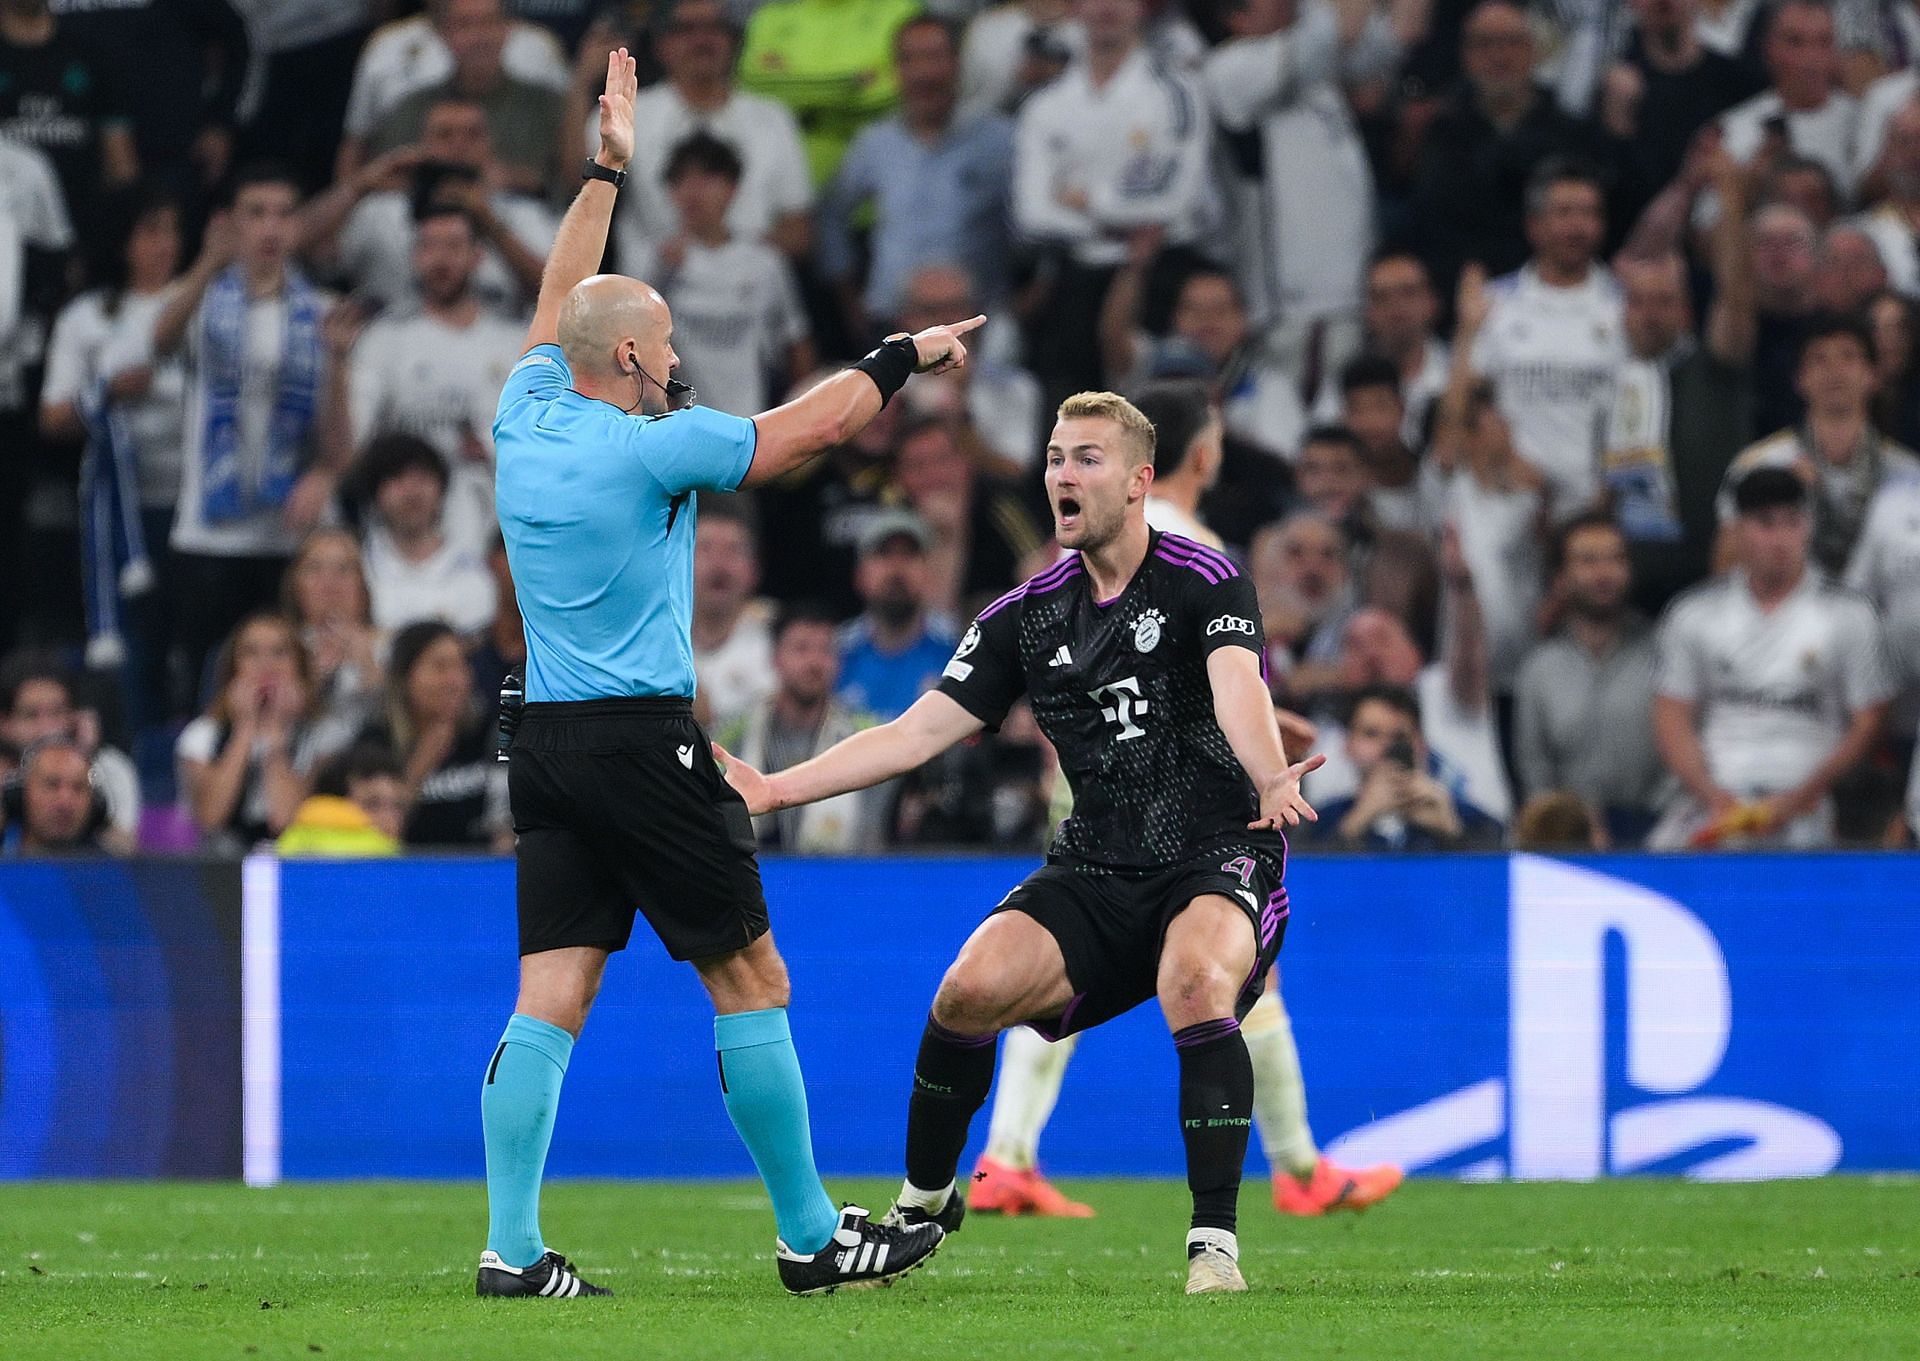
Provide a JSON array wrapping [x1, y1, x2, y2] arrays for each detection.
[[474, 48, 983, 1300]]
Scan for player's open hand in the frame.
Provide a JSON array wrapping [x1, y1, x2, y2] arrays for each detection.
[[596, 47, 639, 169], [907, 314, 987, 376], [712, 742, 776, 816], [1250, 753, 1326, 830]]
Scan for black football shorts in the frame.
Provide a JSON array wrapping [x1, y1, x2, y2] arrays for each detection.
[[507, 697, 769, 960], [991, 834, 1290, 1039]]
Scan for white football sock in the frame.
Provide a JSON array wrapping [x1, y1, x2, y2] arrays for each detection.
[[1186, 1227, 1239, 1260], [983, 1027, 1079, 1171], [897, 1179, 953, 1214], [1244, 984, 1319, 1178]]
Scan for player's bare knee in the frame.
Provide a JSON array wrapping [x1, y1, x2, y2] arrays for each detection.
[[1156, 953, 1239, 1030], [930, 962, 1013, 1036]]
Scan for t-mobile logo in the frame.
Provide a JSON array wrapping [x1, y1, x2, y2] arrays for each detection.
[[1091, 677, 1149, 741]]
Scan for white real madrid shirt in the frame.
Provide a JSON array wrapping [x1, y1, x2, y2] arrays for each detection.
[[1471, 263, 1625, 516], [1655, 569, 1893, 797]]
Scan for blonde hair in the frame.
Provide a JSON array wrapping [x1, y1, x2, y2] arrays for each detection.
[[1056, 391, 1156, 465]]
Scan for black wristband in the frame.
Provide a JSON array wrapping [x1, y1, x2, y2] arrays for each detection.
[[852, 335, 917, 406], [581, 158, 627, 189]]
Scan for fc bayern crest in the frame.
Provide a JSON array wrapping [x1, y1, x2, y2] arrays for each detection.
[[1133, 608, 1165, 653]]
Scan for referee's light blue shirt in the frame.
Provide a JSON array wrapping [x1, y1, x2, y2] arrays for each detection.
[[493, 344, 757, 702]]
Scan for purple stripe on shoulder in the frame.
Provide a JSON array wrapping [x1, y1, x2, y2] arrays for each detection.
[[1030, 557, 1082, 590], [1154, 545, 1224, 584], [1163, 534, 1240, 577], [977, 586, 1026, 621]]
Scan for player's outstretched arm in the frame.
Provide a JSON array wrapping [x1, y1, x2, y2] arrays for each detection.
[[522, 47, 637, 353], [714, 691, 983, 815], [1208, 648, 1324, 829]]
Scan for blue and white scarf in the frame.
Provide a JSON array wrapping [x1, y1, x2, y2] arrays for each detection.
[[197, 265, 323, 523], [78, 378, 155, 667]]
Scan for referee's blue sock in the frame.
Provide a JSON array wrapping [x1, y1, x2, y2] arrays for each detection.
[[714, 1008, 840, 1255], [482, 1013, 574, 1268]]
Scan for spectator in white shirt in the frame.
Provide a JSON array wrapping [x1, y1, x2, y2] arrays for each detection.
[[693, 500, 777, 733], [1470, 158, 1624, 519], [1203, 0, 1397, 349], [960, 0, 1082, 117], [622, 133, 813, 418], [301, 95, 556, 314], [1135, 378, 1225, 548], [1714, 0, 1860, 204], [336, 202, 525, 555], [1846, 467, 1920, 715], [354, 433, 496, 636], [1013, 0, 1213, 397], [1854, 93, 1920, 298], [1652, 465, 1892, 848], [336, 0, 568, 184]]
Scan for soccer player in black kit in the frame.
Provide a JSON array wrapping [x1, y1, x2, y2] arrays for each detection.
[[716, 392, 1324, 1294]]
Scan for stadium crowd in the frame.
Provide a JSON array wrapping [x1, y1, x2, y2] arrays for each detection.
[[3, 0, 1920, 856]]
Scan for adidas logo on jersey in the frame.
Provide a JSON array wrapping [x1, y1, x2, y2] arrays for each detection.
[[1048, 645, 1073, 667]]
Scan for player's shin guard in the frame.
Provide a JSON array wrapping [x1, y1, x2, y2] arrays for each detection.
[[904, 1017, 999, 1196], [482, 1014, 574, 1268], [1243, 987, 1319, 1178], [714, 1007, 841, 1256], [1174, 1018, 1254, 1235]]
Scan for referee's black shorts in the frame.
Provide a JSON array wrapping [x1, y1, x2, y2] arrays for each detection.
[[506, 697, 769, 960]]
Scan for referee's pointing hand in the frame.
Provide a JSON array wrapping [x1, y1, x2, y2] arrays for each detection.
[[904, 314, 988, 377]]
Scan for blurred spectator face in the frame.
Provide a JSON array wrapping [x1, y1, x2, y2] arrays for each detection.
[[1766, 1, 1836, 107], [347, 772, 408, 841], [1227, 0, 1294, 39], [1526, 179, 1605, 275], [1559, 522, 1631, 619], [1364, 256, 1438, 357], [1345, 695, 1424, 775], [1296, 437, 1369, 521], [898, 265, 978, 338], [128, 204, 182, 288], [773, 619, 839, 707], [896, 422, 973, 506], [1868, 293, 1913, 383], [1887, 100, 1920, 194], [1795, 331, 1876, 415], [413, 211, 482, 307], [1278, 516, 1350, 615], [1764, 163, 1838, 229], [1046, 415, 1146, 549], [437, 0, 508, 83], [1342, 381, 1405, 453], [896, 20, 959, 124], [1735, 503, 1811, 587], [1628, 0, 1693, 43], [1619, 255, 1693, 360], [290, 530, 369, 626], [694, 516, 759, 616], [1461, 2, 1537, 105], [1340, 608, 1424, 686], [2, 678, 74, 749], [230, 617, 305, 705], [660, 0, 737, 87], [1812, 227, 1889, 312], [856, 536, 932, 625], [1172, 273, 1248, 365], [666, 162, 737, 234], [422, 100, 492, 170], [406, 633, 474, 725], [233, 180, 298, 272], [1749, 204, 1817, 298], [1074, 0, 1144, 50], [20, 745, 93, 851], [375, 465, 448, 538]]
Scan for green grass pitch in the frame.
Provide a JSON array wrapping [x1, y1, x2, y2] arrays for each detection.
[[4, 1178, 1918, 1360]]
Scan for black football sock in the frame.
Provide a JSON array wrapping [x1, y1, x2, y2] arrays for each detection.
[[904, 1016, 999, 1195], [1174, 1018, 1254, 1239]]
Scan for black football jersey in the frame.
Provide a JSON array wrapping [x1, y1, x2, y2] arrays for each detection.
[[935, 530, 1267, 873]]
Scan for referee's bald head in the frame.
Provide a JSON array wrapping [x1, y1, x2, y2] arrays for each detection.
[[558, 273, 671, 387]]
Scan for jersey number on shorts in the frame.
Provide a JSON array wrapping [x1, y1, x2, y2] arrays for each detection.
[[1090, 677, 1150, 742]]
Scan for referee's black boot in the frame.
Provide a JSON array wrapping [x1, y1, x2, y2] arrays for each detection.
[[775, 1205, 943, 1296], [476, 1249, 612, 1298]]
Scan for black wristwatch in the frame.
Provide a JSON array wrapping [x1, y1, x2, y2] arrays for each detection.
[[581, 158, 627, 189]]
